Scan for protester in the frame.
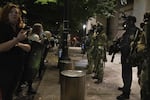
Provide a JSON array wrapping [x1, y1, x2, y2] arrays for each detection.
[[0, 3, 31, 100], [28, 23, 44, 42], [16, 23, 45, 95], [29, 23, 45, 79], [42, 30, 52, 63]]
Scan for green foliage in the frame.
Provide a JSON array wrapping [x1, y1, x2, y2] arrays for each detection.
[[0, 0, 116, 36], [86, 0, 117, 17], [35, 0, 57, 4], [96, 0, 117, 17], [69, 0, 117, 36]]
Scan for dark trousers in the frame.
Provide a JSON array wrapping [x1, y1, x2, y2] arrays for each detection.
[[0, 69, 23, 100], [121, 48, 132, 95], [1, 73, 14, 100]]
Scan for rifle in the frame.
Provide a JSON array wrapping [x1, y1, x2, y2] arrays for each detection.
[[108, 39, 121, 62], [128, 28, 142, 67], [130, 29, 140, 55], [111, 52, 116, 62]]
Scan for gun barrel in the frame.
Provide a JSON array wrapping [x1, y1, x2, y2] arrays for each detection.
[[111, 53, 115, 62]]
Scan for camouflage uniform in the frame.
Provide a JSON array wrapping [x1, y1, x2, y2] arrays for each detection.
[[136, 29, 146, 78], [139, 12, 150, 100], [91, 23, 107, 83], [140, 59, 150, 100], [86, 25, 97, 74]]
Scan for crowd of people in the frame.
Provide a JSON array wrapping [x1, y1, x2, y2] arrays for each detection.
[[0, 3, 54, 100], [0, 2, 150, 100]]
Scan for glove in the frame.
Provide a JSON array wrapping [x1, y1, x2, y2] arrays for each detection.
[[137, 44, 145, 52]]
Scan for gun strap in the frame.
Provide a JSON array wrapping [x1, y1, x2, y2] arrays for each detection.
[[131, 28, 140, 52]]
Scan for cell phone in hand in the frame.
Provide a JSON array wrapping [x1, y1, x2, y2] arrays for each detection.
[[22, 26, 31, 31]]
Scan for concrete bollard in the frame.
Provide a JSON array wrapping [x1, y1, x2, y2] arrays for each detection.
[[61, 70, 86, 100]]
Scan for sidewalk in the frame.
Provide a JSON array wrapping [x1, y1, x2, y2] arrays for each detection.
[[33, 47, 141, 100]]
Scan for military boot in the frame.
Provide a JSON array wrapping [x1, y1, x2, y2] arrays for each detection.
[[92, 75, 98, 79], [94, 79, 102, 84], [116, 92, 130, 100]]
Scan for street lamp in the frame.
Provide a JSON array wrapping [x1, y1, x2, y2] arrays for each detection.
[[83, 24, 86, 30], [83, 24, 86, 35], [81, 24, 86, 54]]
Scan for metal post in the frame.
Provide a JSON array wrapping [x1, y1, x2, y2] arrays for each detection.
[[58, 0, 72, 83], [61, 0, 70, 60]]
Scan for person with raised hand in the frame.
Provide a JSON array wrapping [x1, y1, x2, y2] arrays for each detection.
[[0, 3, 31, 100]]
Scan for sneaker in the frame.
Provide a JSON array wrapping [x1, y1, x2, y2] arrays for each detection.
[[116, 93, 129, 100]]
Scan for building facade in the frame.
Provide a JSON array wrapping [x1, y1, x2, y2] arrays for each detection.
[[109, 0, 150, 40]]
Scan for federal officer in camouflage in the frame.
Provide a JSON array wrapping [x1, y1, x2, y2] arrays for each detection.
[[91, 23, 107, 84], [86, 25, 97, 74], [139, 12, 150, 100]]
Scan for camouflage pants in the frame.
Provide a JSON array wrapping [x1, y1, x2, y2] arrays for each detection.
[[87, 50, 94, 73], [139, 60, 150, 100], [93, 54, 104, 81]]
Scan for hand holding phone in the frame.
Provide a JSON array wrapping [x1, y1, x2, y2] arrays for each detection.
[[22, 26, 31, 31]]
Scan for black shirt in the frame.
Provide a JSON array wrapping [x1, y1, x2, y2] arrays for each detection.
[[0, 21, 27, 70]]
